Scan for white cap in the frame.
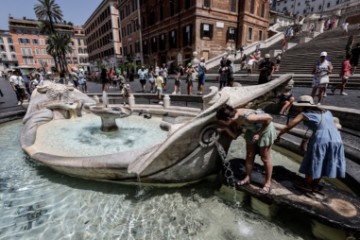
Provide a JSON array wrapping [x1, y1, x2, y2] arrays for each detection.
[[320, 51, 327, 57], [265, 54, 270, 58]]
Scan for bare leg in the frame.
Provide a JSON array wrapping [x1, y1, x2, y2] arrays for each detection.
[[260, 146, 273, 187], [238, 144, 256, 184], [318, 87, 325, 103]]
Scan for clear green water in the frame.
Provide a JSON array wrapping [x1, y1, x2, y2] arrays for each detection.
[[0, 120, 314, 240]]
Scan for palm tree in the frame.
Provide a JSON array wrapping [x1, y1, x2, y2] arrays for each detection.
[[34, 0, 63, 34], [46, 33, 72, 73]]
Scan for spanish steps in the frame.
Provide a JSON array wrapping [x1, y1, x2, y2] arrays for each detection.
[[208, 25, 360, 89]]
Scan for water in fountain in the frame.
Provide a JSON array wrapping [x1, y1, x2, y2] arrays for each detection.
[[33, 114, 168, 157], [102, 91, 108, 108], [1, 120, 315, 239]]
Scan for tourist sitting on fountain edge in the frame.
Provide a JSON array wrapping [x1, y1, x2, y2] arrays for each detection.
[[216, 104, 277, 194]]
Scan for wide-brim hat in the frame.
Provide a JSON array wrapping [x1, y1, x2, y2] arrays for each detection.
[[293, 95, 318, 107]]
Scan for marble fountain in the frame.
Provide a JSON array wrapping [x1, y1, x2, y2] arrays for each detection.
[[12, 73, 360, 239]]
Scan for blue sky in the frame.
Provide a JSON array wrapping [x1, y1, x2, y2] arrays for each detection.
[[0, 0, 102, 29]]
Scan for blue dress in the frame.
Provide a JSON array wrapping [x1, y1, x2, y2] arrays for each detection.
[[299, 111, 345, 179]]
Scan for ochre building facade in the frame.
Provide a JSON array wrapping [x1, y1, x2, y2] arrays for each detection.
[[118, 0, 269, 67]]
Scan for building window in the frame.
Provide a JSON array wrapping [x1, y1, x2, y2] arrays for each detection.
[[132, 0, 137, 11], [200, 23, 213, 39], [42, 49, 46, 55], [120, 9, 125, 20], [183, 24, 193, 46], [261, 3, 265, 18], [134, 18, 139, 32], [160, 3, 164, 21], [259, 30, 263, 41], [250, 0, 255, 14], [32, 39, 38, 45], [318, 5, 322, 10], [35, 48, 40, 55], [0, 45, 5, 51], [27, 48, 32, 56], [127, 23, 132, 35], [151, 37, 157, 52], [203, 0, 210, 8], [122, 27, 126, 37], [185, 0, 191, 9], [2, 54, 7, 60], [123, 46, 127, 56], [143, 40, 148, 54], [159, 34, 166, 51], [247, 27, 253, 40], [227, 27, 236, 41], [169, 30, 177, 49], [10, 45, 15, 52], [170, 0, 175, 16], [7, 37, 12, 44], [125, 5, 130, 16], [12, 54, 16, 60], [327, 2, 331, 8], [135, 41, 140, 53], [78, 48, 83, 54], [231, 0, 236, 12]]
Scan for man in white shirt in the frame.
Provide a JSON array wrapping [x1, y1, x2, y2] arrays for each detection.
[[9, 70, 25, 105], [137, 65, 148, 92]]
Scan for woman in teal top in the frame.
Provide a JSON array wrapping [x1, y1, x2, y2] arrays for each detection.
[[216, 104, 277, 194]]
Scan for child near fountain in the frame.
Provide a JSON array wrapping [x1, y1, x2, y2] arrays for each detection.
[[216, 105, 276, 194], [154, 72, 164, 104]]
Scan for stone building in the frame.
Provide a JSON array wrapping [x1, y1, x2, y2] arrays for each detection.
[[73, 26, 89, 71], [274, 0, 353, 16], [119, 0, 270, 68], [83, 0, 122, 70], [0, 30, 18, 71], [8, 17, 86, 72]]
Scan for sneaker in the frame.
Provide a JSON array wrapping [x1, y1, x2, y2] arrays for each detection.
[[323, 93, 327, 97], [317, 102, 321, 106], [158, 101, 163, 105], [17, 101, 21, 106], [172, 91, 176, 95], [341, 92, 348, 96]]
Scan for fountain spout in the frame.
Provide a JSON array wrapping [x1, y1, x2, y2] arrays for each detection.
[[102, 91, 109, 108]]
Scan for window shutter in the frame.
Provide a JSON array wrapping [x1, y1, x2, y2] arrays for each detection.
[[209, 24, 213, 39]]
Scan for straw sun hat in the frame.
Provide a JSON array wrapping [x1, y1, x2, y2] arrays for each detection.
[[293, 95, 319, 107]]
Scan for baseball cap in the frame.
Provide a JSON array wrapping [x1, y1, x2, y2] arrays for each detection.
[[320, 51, 327, 57], [265, 54, 270, 58]]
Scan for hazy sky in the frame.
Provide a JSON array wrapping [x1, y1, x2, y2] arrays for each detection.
[[0, 0, 103, 29]]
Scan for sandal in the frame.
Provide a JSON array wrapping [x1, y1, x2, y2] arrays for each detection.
[[259, 185, 271, 195], [236, 178, 250, 186]]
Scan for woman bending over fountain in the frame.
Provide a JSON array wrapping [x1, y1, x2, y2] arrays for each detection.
[[276, 95, 345, 192], [216, 105, 277, 194]]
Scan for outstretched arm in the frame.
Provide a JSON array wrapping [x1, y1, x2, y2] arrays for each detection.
[[277, 113, 306, 139]]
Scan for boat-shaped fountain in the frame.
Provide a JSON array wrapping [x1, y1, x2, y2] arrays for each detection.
[[19, 74, 360, 239]]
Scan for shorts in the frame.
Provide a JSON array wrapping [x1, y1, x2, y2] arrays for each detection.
[[198, 74, 205, 85], [140, 79, 146, 85], [175, 79, 180, 86], [156, 88, 163, 96], [279, 94, 293, 102]]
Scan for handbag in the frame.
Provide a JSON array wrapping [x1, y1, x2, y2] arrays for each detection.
[[319, 75, 329, 84]]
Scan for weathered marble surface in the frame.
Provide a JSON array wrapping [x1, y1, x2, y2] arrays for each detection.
[[21, 75, 293, 183]]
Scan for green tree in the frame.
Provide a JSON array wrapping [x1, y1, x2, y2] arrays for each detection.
[[34, 0, 64, 72], [34, 0, 63, 34], [46, 33, 72, 73]]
